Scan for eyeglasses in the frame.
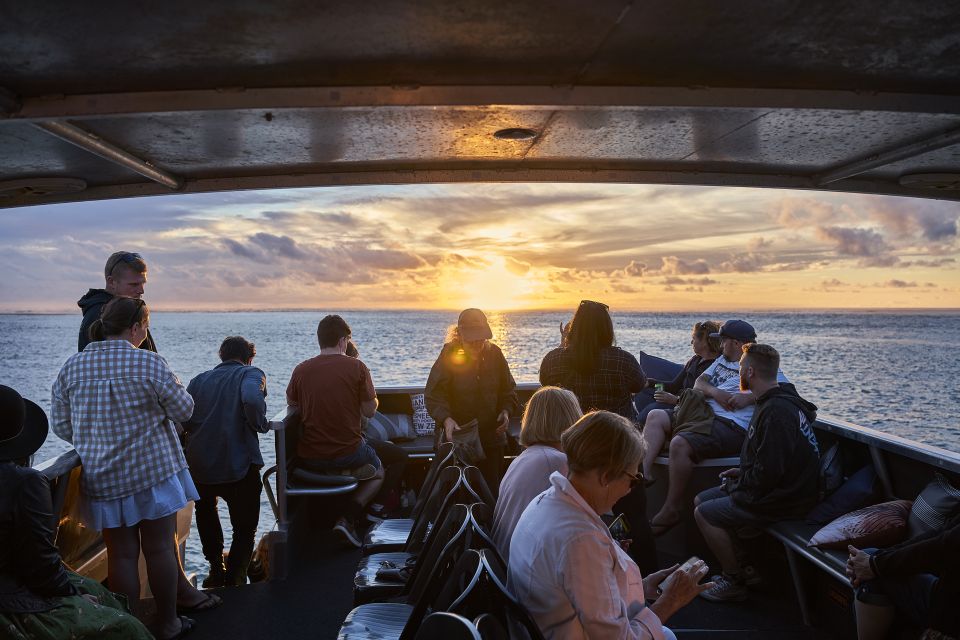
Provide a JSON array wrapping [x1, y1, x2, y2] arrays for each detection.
[[622, 470, 645, 489], [107, 252, 144, 275], [579, 300, 609, 310]]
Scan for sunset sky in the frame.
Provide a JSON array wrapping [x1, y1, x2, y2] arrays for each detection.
[[0, 183, 958, 312]]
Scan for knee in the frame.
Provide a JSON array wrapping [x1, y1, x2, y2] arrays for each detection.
[[669, 436, 692, 457]]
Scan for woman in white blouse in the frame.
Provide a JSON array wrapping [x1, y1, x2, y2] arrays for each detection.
[[491, 386, 581, 561], [508, 410, 712, 639]]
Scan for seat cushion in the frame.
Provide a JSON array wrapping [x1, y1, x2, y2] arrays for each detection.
[[363, 518, 414, 554], [290, 468, 358, 486], [354, 551, 414, 605], [364, 412, 417, 443], [338, 602, 413, 639]]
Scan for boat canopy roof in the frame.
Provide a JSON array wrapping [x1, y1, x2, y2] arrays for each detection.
[[2, 0, 960, 208]]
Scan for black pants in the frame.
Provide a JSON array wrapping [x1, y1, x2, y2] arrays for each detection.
[[476, 444, 504, 499], [195, 465, 263, 578], [367, 438, 409, 501], [614, 484, 658, 576]]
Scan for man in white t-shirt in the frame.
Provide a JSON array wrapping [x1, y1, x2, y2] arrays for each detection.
[[650, 319, 789, 535]]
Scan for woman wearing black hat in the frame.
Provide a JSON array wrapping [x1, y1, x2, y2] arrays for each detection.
[[0, 385, 152, 639], [424, 308, 519, 495]]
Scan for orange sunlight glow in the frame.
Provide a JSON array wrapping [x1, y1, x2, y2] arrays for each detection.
[[443, 257, 539, 311]]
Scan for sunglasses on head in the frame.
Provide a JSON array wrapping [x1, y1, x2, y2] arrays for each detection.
[[579, 299, 609, 310], [108, 252, 144, 275]]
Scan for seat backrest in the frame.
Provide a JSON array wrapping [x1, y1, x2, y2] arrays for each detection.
[[477, 550, 546, 640], [466, 502, 503, 563], [462, 466, 496, 509], [406, 503, 471, 605], [399, 519, 479, 640], [473, 613, 509, 640], [441, 549, 545, 640], [411, 442, 456, 521], [277, 409, 302, 470], [414, 612, 481, 640], [430, 548, 484, 615], [406, 465, 464, 554]]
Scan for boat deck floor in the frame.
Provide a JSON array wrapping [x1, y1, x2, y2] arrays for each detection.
[[186, 500, 845, 639]]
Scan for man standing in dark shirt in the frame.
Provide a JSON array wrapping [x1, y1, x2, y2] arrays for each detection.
[[184, 336, 270, 588], [77, 251, 157, 352], [694, 343, 820, 603]]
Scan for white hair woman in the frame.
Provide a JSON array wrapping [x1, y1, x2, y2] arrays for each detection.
[[508, 410, 712, 639], [491, 386, 582, 560]]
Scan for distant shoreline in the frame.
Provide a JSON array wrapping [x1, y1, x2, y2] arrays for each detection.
[[3, 307, 960, 316]]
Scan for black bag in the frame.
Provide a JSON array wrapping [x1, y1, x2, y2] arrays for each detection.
[[450, 418, 486, 465]]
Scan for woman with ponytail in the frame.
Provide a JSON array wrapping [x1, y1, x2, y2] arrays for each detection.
[[51, 297, 212, 640]]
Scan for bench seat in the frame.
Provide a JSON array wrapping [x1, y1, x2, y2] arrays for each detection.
[[764, 520, 850, 626]]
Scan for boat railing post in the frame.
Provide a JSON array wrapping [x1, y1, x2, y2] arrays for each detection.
[[868, 445, 896, 500]]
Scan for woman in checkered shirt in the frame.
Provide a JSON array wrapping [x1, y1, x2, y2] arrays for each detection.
[[51, 297, 213, 640]]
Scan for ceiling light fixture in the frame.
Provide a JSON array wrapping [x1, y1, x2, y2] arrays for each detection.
[[493, 127, 538, 141]]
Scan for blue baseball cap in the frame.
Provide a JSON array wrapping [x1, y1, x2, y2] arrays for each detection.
[[710, 319, 757, 343]]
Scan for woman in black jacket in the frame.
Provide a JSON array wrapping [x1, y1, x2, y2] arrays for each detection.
[[425, 308, 519, 495], [0, 385, 154, 640]]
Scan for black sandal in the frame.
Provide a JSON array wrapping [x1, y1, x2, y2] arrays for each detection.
[[160, 615, 195, 640]]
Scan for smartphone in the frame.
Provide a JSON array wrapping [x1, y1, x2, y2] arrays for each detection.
[[608, 513, 631, 541], [657, 556, 703, 595]]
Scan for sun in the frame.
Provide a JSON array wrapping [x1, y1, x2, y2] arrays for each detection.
[[441, 257, 537, 311]]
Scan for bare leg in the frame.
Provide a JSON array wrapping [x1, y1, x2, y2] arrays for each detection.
[[651, 435, 696, 528], [694, 506, 739, 574], [102, 525, 143, 618], [138, 514, 181, 639], [854, 598, 895, 640], [350, 468, 386, 513], [642, 410, 671, 479]]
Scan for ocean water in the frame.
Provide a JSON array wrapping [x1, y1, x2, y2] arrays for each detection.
[[2, 310, 959, 575]]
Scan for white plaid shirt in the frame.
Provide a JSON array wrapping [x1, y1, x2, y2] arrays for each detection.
[[51, 339, 194, 500]]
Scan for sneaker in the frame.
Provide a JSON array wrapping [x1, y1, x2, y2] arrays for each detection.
[[700, 574, 748, 602], [202, 559, 226, 589], [333, 517, 363, 548]]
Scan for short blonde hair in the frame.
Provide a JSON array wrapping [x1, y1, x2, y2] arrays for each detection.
[[561, 411, 644, 480], [520, 386, 582, 447]]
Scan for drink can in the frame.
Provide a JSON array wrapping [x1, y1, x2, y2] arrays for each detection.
[[654, 383, 664, 392]]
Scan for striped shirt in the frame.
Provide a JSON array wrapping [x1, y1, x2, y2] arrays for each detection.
[[51, 339, 194, 500]]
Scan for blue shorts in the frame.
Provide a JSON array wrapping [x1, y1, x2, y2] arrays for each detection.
[[695, 485, 777, 530], [677, 418, 745, 462], [300, 439, 382, 473]]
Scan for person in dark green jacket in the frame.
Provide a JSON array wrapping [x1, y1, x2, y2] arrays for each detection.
[[425, 308, 518, 495]]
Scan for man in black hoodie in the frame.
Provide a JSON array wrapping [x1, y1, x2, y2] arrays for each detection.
[[77, 251, 157, 352], [693, 343, 820, 602]]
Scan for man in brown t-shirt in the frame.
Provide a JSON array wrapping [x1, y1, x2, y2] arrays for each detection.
[[286, 314, 381, 547]]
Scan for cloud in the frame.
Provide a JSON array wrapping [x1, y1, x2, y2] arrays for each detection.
[[505, 257, 531, 276], [864, 198, 959, 241], [747, 236, 773, 251], [776, 198, 839, 228], [662, 276, 717, 286], [884, 279, 917, 288], [814, 226, 896, 267], [660, 256, 711, 275]]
